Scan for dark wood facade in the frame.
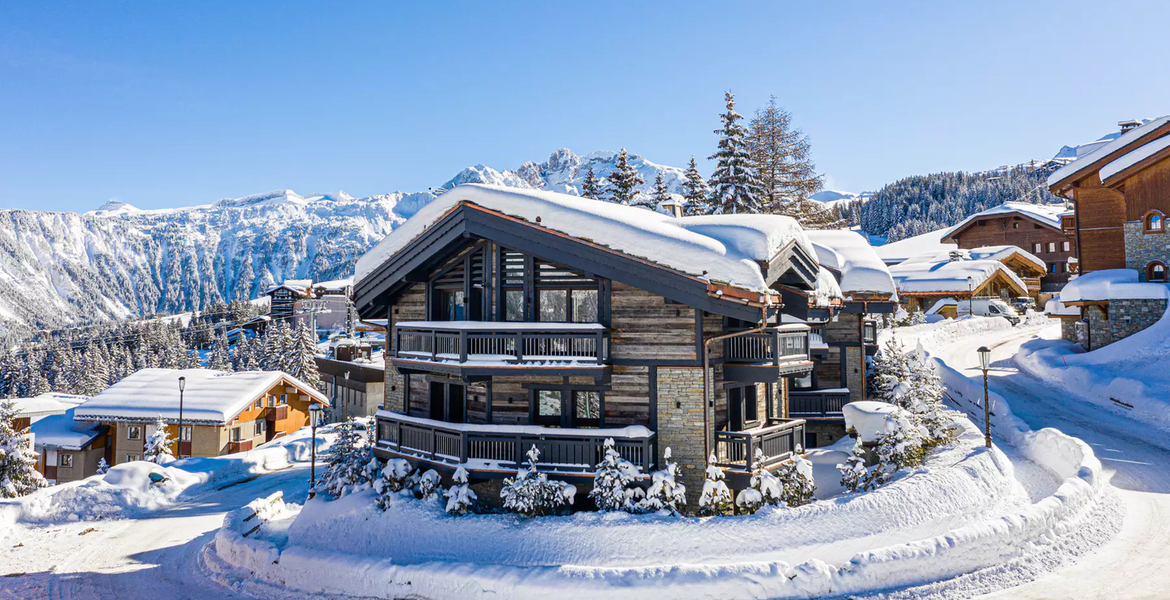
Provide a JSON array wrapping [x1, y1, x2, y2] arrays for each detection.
[[943, 212, 1075, 288]]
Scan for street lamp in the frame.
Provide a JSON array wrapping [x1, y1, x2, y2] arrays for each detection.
[[977, 346, 991, 448], [967, 276, 975, 318], [308, 402, 323, 493], [177, 376, 186, 458]]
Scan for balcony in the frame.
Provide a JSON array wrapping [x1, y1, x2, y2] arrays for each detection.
[[722, 325, 813, 381], [713, 418, 806, 474], [265, 404, 289, 421], [228, 439, 253, 454], [392, 321, 609, 376], [789, 389, 851, 419], [374, 411, 656, 478], [1022, 277, 1042, 293]]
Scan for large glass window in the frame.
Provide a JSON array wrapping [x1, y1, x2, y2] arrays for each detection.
[[574, 390, 601, 427], [538, 290, 568, 321], [532, 388, 604, 427], [537, 390, 563, 425], [505, 290, 524, 321], [571, 289, 598, 322]]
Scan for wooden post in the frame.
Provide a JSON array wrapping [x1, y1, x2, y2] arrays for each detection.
[[459, 329, 468, 362]]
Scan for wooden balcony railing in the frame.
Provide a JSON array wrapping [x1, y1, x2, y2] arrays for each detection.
[[228, 439, 253, 454], [789, 389, 851, 418], [1022, 277, 1042, 292], [374, 412, 656, 474], [723, 326, 810, 365], [713, 418, 805, 472], [394, 321, 609, 365], [265, 404, 289, 421]]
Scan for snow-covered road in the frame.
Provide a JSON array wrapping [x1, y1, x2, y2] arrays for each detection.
[[928, 322, 1170, 600], [0, 465, 315, 600]]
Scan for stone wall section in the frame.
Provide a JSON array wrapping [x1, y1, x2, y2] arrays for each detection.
[[655, 366, 706, 506], [1124, 221, 1170, 278]]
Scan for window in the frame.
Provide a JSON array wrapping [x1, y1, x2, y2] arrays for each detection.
[[1047, 242, 1056, 253], [127, 426, 141, 440], [536, 390, 562, 425], [791, 372, 814, 390], [538, 289, 568, 321], [1148, 262, 1167, 282], [179, 426, 192, 442], [504, 289, 524, 321], [279, 393, 288, 405], [125, 454, 141, 462], [1012, 222, 1020, 229], [254, 420, 266, 436], [268, 395, 276, 408], [1033, 243, 1042, 253], [1048, 263, 1058, 274], [59, 454, 73, 468], [1062, 241, 1071, 252], [1145, 210, 1165, 234], [573, 391, 601, 427], [254, 398, 262, 410], [231, 427, 242, 442], [532, 388, 605, 427]]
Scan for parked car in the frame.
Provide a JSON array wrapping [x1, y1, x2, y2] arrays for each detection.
[[1010, 296, 1035, 313], [956, 297, 1021, 325]]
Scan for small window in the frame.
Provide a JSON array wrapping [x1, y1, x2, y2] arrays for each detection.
[[254, 420, 266, 436], [573, 390, 601, 427], [1012, 222, 1020, 229], [504, 289, 524, 321], [127, 426, 141, 440], [1145, 210, 1165, 234], [538, 289, 568, 321], [1062, 241, 1071, 252], [571, 289, 599, 323], [231, 427, 242, 442], [268, 396, 276, 408], [1033, 243, 1042, 253], [536, 390, 563, 425], [1047, 242, 1056, 253], [743, 386, 759, 423], [279, 393, 288, 405], [179, 426, 192, 442], [1148, 262, 1167, 282], [254, 398, 262, 410], [126, 454, 141, 462], [59, 454, 73, 468]]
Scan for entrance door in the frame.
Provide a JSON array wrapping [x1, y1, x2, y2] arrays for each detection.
[[438, 290, 466, 321], [429, 382, 445, 420], [447, 384, 465, 423]]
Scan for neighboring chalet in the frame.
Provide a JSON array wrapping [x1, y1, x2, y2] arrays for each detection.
[[1048, 117, 1170, 349], [265, 280, 311, 322], [940, 202, 1074, 300], [353, 184, 828, 498], [266, 278, 356, 333], [889, 256, 1029, 314], [775, 230, 898, 448], [31, 406, 108, 483], [316, 349, 386, 422], [73, 369, 328, 465]]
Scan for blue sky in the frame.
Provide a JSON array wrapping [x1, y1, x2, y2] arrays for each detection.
[[2, 1, 1167, 212]]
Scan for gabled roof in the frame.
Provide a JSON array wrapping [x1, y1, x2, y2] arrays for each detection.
[[873, 227, 957, 265], [889, 259, 1028, 296], [1048, 116, 1170, 194], [32, 407, 106, 451], [804, 230, 897, 300], [1100, 134, 1170, 187], [941, 202, 1066, 243], [354, 184, 822, 322], [74, 368, 328, 425], [901, 245, 1045, 276]]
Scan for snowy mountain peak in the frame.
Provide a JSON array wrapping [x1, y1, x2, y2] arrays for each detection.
[[86, 200, 143, 217]]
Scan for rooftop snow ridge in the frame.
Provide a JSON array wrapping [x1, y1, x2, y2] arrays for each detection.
[[1048, 116, 1170, 188]]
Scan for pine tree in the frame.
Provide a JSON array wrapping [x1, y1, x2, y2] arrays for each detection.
[[291, 324, 320, 386], [706, 91, 764, 214], [698, 452, 733, 516], [207, 331, 232, 371], [79, 342, 110, 396], [590, 437, 639, 512], [96, 457, 110, 475], [681, 156, 709, 216], [144, 416, 175, 464], [777, 453, 817, 507], [0, 399, 47, 497], [641, 171, 671, 212], [747, 95, 824, 209], [580, 165, 603, 200], [444, 465, 478, 515], [317, 418, 373, 498], [500, 445, 575, 516], [605, 148, 644, 205], [638, 447, 686, 515], [837, 440, 871, 493]]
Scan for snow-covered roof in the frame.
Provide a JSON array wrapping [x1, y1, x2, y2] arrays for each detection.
[[75, 368, 328, 425], [873, 228, 957, 265], [1048, 116, 1170, 188], [811, 267, 845, 307], [32, 407, 106, 451], [902, 245, 1045, 273], [313, 278, 353, 292], [8, 393, 89, 419], [265, 282, 311, 296], [1100, 134, 1170, 184], [355, 184, 815, 294], [804, 230, 897, 299], [889, 259, 1028, 295], [1058, 269, 1170, 303], [944, 202, 1066, 236], [1043, 297, 1079, 317]]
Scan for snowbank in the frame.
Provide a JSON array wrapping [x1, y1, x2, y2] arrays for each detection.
[[1059, 268, 1170, 302]]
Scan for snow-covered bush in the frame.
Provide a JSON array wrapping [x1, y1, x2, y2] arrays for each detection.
[[637, 447, 686, 515], [874, 411, 928, 472], [748, 449, 783, 508], [0, 399, 47, 498], [698, 453, 733, 516], [837, 440, 872, 493], [501, 445, 576, 517], [144, 416, 175, 464], [778, 452, 816, 507], [444, 466, 477, 515], [590, 438, 640, 512], [416, 469, 442, 501], [735, 485, 763, 514], [316, 418, 374, 498], [373, 458, 412, 511], [95, 457, 110, 475]]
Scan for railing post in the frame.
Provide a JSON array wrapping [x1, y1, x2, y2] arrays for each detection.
[[514, 435, 523, 469], [430, 329, 438, 360], [773, 329, 781, 366], [460, 431, 469, 464], [459, 329, 469, 362], [746, 433, 755, 472], [514, 332, 523, 362], [595, 331, 603, 363]]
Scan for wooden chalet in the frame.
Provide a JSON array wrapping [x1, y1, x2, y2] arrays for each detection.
[[889, 258, 1030, 314], [941, 203, 1073, 298], [354, 184, 824, 496]]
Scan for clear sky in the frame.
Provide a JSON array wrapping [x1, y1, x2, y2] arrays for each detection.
[[2, 1, 1168, 212]]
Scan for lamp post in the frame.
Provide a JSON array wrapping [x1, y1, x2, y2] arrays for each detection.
[[177, 376, 186, 458], [308, 402, 323, 493], [967, 276, 974, 318], [977, 346, 991, 448]]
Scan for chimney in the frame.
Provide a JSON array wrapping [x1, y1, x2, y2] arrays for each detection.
[[1119, 119, 1142, 133]]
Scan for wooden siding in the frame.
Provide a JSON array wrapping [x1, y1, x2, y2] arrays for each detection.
[[389, 282, 426, 353], [1073, 173, 1128, 272], [609, 282, 699, 361], [950, 215, 1075, 284], [1122, 156, 1170, 222], [605, 366, 650, 427]]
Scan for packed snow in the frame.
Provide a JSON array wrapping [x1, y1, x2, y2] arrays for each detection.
[[804, 229, 897, 298], [356, 184, 815, 294], [73, 368, 328, 425]]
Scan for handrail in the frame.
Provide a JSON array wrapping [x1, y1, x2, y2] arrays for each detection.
[[723, 328, 810, 365], [394, 322, 609, 364], [789, 390, 851, 418], [713, 418, 805, 471]]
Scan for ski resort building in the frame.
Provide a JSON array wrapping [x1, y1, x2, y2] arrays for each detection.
[[774, 230, 898, 448], [31, 406, 108, 483], [1048, 117, 1170, 349], [941, 202, 1074, 296], [73, 368, 328, 465], [354, 184, 855, 498]]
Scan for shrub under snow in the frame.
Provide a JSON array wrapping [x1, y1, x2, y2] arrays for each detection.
[[144, 416, 175, 464], [0, 399, 47, 498], [637, 447, 686, 515], [778, 451, 817, 507], [416, 469, 442, 501], [316, 418, 374, 498], [501, 445, 576, 517], [698, 452, 733, 516], [444, 466, 477, 515], [590, 437, 641, 512]]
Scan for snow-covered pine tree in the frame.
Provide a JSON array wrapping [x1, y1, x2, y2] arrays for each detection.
[[292, 324, 320, 386], [262, 323, 286, 371], [698, 452, 733, 516], [500, 445, 575, 516], [415, 468, 442, 501], [837, 440, 871, 493], [96, 457, 110, 475], [605, 148, 644, 205], [317, 418, 373, 498], [0, 399, 47, 497], [777, 452, 817, 507], [207, 331, 232, 371], [144, 416, 175, 464], [640, 171, 670, 212], [444, 465, 478, 515], [749, 449, 783, 506], [373, 458, 413, 510], [706, 91, 764, 215], [867, 336, 913, 404], [79, 342, 110, 396], [580, 165, 603, 200], [589, 437, 638, 512], [681, 156, 709, 216], [638, 446, 686, 515]]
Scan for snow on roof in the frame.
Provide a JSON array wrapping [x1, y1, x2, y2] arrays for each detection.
[[314, 278, 353, 291], [1100, 134, 1170, 184], [946, 202, 1066, 235], [266, 281, 311, 296], [804, 230, 897, 299], [74, 368, 328, 425], [1044, 297, 1079, 316], [32, 407, 105, 451], [1048, 116, 1170, 188], [873, 228, 957, 265], [811, 267, 845, 307], [8, 393, 89, 419], [889, 259, 1028, 295], [902, 245, 1045, 273], [355, 184, 813, 294], [1058, 269, 1170, 303]]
